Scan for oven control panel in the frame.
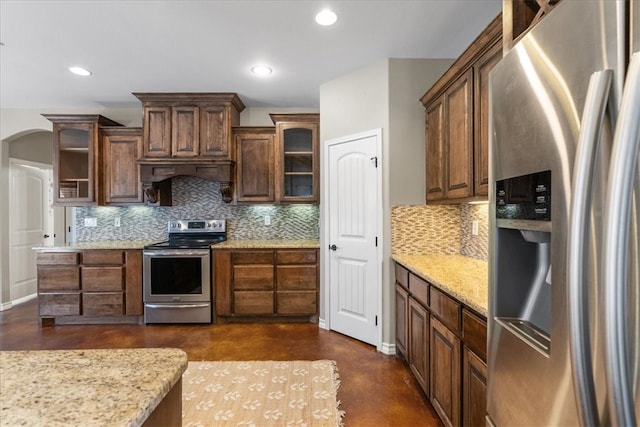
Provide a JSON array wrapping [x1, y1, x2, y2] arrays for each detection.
[[167, 219, 226, 233]]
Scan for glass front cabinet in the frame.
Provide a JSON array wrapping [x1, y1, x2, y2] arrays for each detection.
[[43, 114, 122, 205], [270, 114, 319, 203]]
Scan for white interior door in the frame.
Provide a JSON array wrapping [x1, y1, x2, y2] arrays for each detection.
[[9, 160, 53, 302], [326, 129, 382, 346]]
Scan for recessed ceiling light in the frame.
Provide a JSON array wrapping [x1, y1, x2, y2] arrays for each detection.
[[251, 65, 272, 76], [315, 9, 337, 26], [69, 66, 92, 76]]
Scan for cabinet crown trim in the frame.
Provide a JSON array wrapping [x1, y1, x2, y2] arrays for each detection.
[[132, 92, 246, 112]]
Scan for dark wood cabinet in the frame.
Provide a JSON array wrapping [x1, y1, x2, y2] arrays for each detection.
[[43, 114, 123, 206], [425, 97, 446, 201], [463, 346, 488, 427], [431, 316, 461, 427], [409, 297, 430, 397], [420, 14, 502, 203], [270, 114, 320, 204], [134, 93, 244, 161], [394, 261, 487, 427], [37, 249, 142, 325], [214, 248, 319, 322], [101, 127, 143, 205], [473, 40, 502, 196], [233, 127, 276, 203], [445, 69, 473, 200]]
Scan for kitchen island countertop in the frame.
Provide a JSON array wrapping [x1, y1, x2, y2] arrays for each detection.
[[0, 347, 187, 426], [392, 253, 488, 317], [214, 239, 320, 249]]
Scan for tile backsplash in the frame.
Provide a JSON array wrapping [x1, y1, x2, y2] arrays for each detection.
[[75, 176, 319, 242], [391, 203, 489, 261]]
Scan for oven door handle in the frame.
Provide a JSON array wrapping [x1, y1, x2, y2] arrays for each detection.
[[143, 249, 210, 257], [145, 303, 210, 309]]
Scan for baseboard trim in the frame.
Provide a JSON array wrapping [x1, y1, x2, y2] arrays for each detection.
[[380, 341, 397, 356], [318, 318, 328, 330], [0, 301, 13, 311], [6, 293, 37, 310]]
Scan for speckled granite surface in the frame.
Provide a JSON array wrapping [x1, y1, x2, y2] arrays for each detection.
[[33, 240, 158, 251], [0, 348, 187, 426], [214, 239, 320, 249], [392, 253, 488, 317]]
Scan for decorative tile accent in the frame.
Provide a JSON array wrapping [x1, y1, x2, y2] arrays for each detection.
[[75, 177, 319, 242], [460, 203, 489, 261], [391, 205, 461, 255], [391, 203, 488, 261]]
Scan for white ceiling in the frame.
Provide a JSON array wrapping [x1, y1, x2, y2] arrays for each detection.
[[0, 0, 502, 110]]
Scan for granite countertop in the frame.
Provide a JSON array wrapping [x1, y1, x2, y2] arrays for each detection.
[[392, 253, 488, 317], [33, 240, 158, 251], [214, 239, 320, 249], [0, 347, 187, 426]]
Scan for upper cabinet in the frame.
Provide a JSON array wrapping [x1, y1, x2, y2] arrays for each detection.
[[420, 14, 502, 203], [233, 127, 276, 203], [270, 113, 320, 204], [133, 93, 245, 161], [101, 127, 144, 205], [43, 114, 123, 206]]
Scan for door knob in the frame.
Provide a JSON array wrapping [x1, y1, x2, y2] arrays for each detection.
[[43, 234, 50, 238], [329, 244, 338, 251]]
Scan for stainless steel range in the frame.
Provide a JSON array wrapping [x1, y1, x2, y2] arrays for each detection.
[[143, 219, 226, 324]]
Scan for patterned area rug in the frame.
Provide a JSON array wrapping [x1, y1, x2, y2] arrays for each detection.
[[182, 360, 345, 426]]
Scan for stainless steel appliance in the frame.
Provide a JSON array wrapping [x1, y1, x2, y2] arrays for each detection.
[[488, 1, 639, 425], [143, 219, 226, 324]]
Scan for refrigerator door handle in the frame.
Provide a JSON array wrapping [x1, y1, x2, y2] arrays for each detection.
[[604, 51, 640, 427], [568, 69, 613, 427]]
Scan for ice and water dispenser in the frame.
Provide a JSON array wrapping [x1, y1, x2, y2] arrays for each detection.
[[494, 170, 552, 354]]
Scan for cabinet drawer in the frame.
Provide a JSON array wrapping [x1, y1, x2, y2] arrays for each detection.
[[233, 265, 274, 290], [277, 266, 317, 290], [232, 250, 274, 265], [277, 291, 317, 315], [37, 252, 79, 265], [81, 267, 123, 291], [276, 250, 317, 265], [82, 292, 124, 316], [430, 286, 461, 333], [39, 293, 80, 316], [463, 309, 487, 361], [38, 267, 80, 291], [409, 273, 429, 307], [82, 250, 123, 265], [395, 263, 409, 290], [234, 291, 274, 315]]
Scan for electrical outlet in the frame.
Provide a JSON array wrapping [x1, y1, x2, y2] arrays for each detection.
[[84, 217, 97, 227], [264, 215, 271, 226], [114, 217, 121, 227], [472, 220, 479, 236]]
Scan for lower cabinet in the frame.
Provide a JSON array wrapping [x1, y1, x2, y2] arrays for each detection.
[[394, 261, 487, 427], [214, 248, 318, 322], [37, 250, 143, 325]]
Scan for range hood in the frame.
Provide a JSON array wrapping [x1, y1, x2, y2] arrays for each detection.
[[139, 160, 234, 205]]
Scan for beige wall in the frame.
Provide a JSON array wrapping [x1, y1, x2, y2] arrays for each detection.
[[319, 58, 453, 350], [9, 131, 53, 164]]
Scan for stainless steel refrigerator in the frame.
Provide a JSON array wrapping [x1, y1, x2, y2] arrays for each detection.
[[488, 0, 639, 425]]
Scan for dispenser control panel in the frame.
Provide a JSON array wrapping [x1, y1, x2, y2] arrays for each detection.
[[496, 170, 551, 221]]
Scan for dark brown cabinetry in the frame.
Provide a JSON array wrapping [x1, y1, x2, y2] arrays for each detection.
[[43, 114, 123, 205], [394, 261, 487, 427], [37, 250, 143, 325], [134, 93, 245, 161], [214, 248, 319, 322], [101, 127, 143, 205], [420, 15, 502, 203], [270, 114, 320, 203], [233, 127, 276, 203]]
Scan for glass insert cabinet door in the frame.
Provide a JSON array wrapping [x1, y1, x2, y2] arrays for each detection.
[[44, 114, 122, 205], [272, 114, 319, 204]]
